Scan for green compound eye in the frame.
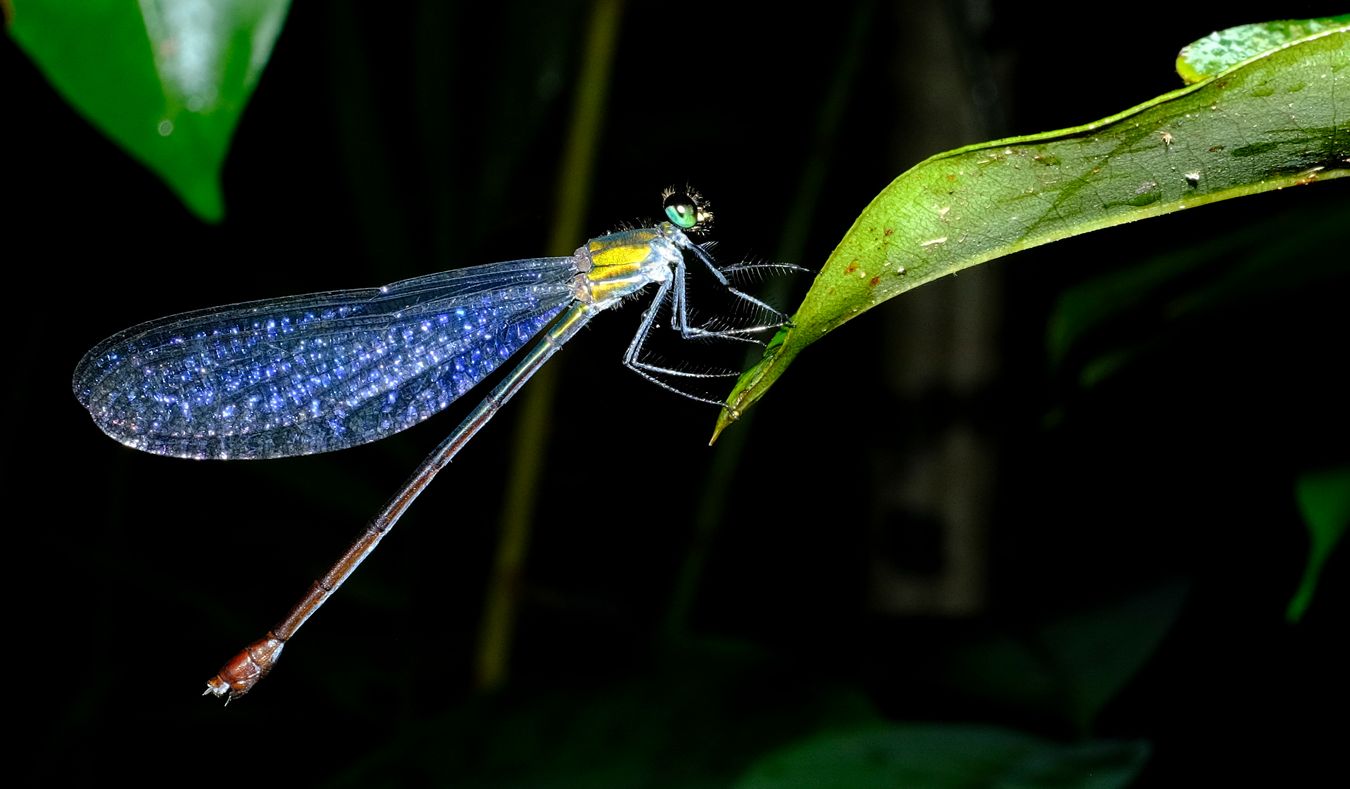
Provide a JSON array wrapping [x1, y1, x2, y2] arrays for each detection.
[[664, 195, 698, 229], [662, 186, 714, 234]]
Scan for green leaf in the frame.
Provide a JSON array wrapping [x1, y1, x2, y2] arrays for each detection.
[[735, 725, 1149, 789], [714, 20, 1349, 438], [328, 642, 883, 788], [1046, 199, 1349, 389], [1287, 467, 1350, 622], [6, 0, 291, 222], [1177, 16, 1350, 83], [1039, 582, 1187, 732], [943, 581, 1187, 733]]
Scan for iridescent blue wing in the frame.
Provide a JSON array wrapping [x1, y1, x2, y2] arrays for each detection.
[[74, 257, 578, 459]]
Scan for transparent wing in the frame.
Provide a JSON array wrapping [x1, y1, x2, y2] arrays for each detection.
[[74, 257, 578, 459]]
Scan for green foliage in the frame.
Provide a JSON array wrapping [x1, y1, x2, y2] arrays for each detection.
[[1288, 467, 1350, 622], [716, 20, 1350, 436], [329, 645, 883, 789], [736, 726, 1147, 789], [944, 582, 1188, 735], [1046, 198, 1349, 388], [1177, 15, 1350, 83], [7, 0, 291, 221]]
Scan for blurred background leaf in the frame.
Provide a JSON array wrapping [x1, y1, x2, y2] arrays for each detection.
[[6, 0, 291, 221], [1046, 198, 1349, 389], [1288, 467, 1350, 622], [943, 581, 1189, 735], [736, 725, 1148, 789], [329, 643, 882, 789]]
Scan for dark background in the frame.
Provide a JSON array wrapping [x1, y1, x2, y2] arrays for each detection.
[[6, 2, 1347, 786]]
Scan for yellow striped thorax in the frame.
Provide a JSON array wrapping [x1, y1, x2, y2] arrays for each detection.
[[571, 222, 688, 308]]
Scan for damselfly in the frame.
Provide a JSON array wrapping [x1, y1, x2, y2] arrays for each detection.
[[73, 188, 793, 701]]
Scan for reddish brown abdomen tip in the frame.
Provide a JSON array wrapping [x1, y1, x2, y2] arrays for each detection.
[[203, 636, 285, 702]]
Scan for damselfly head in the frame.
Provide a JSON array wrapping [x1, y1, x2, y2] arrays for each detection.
[[662, 185, 714, 236]]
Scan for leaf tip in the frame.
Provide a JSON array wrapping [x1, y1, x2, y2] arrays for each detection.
[[709, 407, 740, 446]]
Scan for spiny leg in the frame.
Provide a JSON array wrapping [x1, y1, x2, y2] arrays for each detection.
[[720, 261, 814, 278], [670, 244, 796, 341], [669, 254, 792, 344], [623, 247, 804, 406], [671, 266, 769, 345], [622, 278, 739, 407]]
